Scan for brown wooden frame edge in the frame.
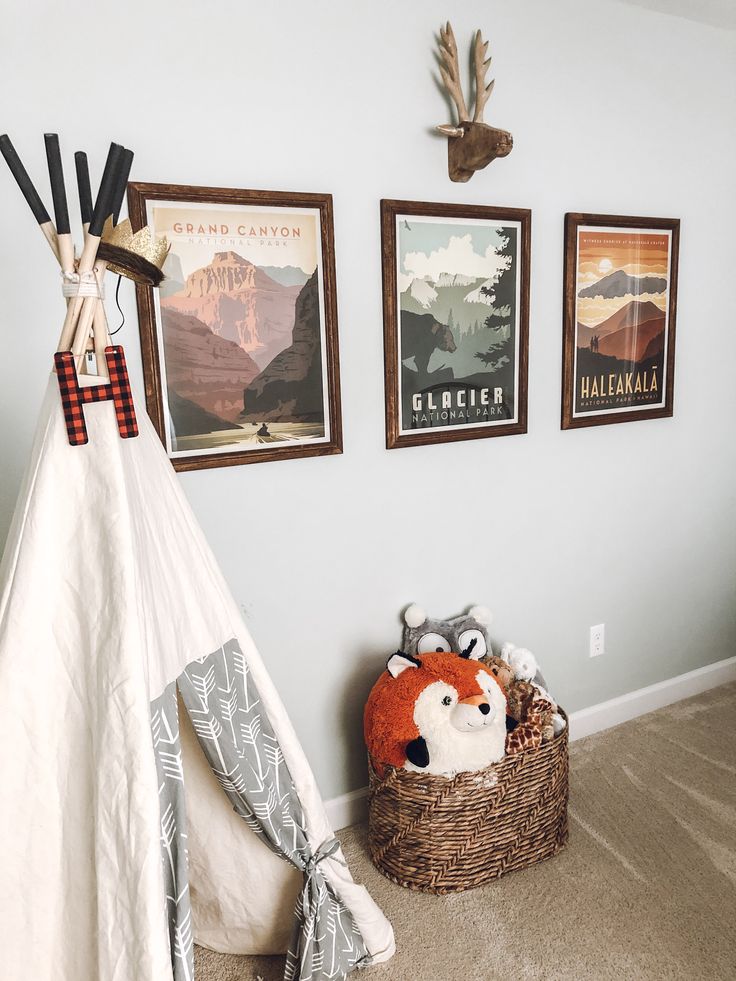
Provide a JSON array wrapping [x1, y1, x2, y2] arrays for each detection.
[[127, 181, 343, 470], [381, 198, 531, 450], [561, 211, 680, 431]]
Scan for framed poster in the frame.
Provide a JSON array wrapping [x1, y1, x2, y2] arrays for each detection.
[[127, 182, 342, 470], [562, 213, 680, 429], [381, 199, 530, 450]]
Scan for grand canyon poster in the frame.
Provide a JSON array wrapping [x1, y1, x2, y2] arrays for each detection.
[[382, 201, 530, 449], [563, 214, 679, 429], [132, 188, 341, 469]]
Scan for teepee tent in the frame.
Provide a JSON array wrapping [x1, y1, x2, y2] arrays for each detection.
[[0, 135, 394, 981]]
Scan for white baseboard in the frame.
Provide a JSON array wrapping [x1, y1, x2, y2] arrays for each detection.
[[325, 655, 736, 831], [566, 654, 736, 740], [325, 786, 371, 834]]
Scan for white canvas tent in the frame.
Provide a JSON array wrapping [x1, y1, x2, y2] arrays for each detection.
[[0, 136, 394, 981]]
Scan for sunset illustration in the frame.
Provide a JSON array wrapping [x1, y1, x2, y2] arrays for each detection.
[[576, 230, 670, 328], [571, 225, 675, 418]]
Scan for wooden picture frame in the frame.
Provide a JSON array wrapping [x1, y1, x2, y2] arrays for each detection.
[[381, 199, 530, 450], [562, 212, 680, 430], [128, 182, 342, 471]]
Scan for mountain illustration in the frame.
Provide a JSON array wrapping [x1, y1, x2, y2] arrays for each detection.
[[167, 389, 239, 438], [161, 251, 302, 369], [241, 270, 324, 424], [258, 265, 310, 287], [434, 272, 477, 288], [579, 269, 667, 299], [161, 308, 260, 423], [159, 252, 186, 299], [598, 316, 665, 362], [406, 278, 439, 309], [463, 278, 497, 305], [577, 299, 666, 364], [578, 299, 664, 342], [400, 275, 506, 331]]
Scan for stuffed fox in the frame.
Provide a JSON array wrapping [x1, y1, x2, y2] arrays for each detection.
[[364, 643, 507, 777]]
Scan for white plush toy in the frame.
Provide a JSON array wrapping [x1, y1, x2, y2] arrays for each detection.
[[501, 642, 567, 736], [500, 643, 538, 683]]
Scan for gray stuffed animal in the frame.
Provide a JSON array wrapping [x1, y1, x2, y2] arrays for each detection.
[[401, 604, 549, 690], [400, 604, 565, 739], [401, 604, 493, 659]]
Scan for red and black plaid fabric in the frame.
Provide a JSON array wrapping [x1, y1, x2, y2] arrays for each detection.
[[54, 346, 139, 447]]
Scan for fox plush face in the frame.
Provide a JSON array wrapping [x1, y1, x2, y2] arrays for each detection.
[[364, 644, 507, 777]]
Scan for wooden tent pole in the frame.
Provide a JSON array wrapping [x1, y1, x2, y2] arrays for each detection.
[[1, 135, 127, 381], [69, 149, 132, 372], [0, 134, 61, 264], [58, 143, 123, 353], [43, 134, 74, 276], [92, 294, 112, 376], [72, 151, 110, 375]]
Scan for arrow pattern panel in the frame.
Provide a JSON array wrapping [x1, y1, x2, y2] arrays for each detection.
[[150, 680, 193, 981], [178, 638, 369, 981]]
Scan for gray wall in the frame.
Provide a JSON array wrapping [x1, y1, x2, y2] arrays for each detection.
[[1, 0, 735, 800]]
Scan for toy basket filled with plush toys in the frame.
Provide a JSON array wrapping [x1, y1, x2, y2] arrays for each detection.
[[364, 605, 569, 894]]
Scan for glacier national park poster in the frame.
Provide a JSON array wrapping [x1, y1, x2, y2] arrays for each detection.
[[381, 201, 530, 449], [130, 186, 341, 469], [562, 213, 679, 429]]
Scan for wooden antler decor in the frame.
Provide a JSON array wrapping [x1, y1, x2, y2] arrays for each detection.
[[436, 22, 513, 182]]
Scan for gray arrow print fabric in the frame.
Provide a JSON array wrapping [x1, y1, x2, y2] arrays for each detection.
[[151, 680, 194, 981], [151, 638, 369, 981]]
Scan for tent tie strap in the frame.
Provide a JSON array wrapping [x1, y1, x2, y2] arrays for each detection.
[[61, 270, 104, 299], [298, 837, 346, 924], [293, 837, 357, 974], [303, 836, 344, 876]]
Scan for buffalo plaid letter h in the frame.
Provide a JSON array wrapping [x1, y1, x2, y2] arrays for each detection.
[[54, 346, 138, 447]]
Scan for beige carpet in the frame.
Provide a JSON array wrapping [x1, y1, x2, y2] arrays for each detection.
[[195, 683, 736, 981]]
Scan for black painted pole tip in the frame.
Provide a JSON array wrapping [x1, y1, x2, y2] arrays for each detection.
[[74, 151, 93, 226], [44, 132, 70, 236], [88, 142, 124, 238], [111, 148, 134, 226], [0, 133, 51, 225]]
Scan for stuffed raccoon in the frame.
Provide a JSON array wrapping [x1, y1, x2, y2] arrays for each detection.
[[401, 603, 494, 661], [400, 604, 548, 688]]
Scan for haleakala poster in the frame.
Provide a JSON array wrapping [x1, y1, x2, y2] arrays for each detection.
[[395, 214, 523, 436], [572, 228, 673, 417]]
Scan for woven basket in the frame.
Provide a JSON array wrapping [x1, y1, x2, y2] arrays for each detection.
[[367, 714, 569, 893]]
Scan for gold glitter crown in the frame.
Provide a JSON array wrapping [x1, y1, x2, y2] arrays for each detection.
[[98, 217, 170, 286]]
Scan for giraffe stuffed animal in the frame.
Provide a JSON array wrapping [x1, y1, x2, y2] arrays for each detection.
[[505, 681, 555, 754], [501, 643, 566, 744]]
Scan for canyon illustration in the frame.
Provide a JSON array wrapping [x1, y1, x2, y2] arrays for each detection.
[[574, 229, 671, 415], [151, 206, 327, 454]]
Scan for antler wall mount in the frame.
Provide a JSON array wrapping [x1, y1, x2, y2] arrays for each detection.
[[436, 22, 513, 183]]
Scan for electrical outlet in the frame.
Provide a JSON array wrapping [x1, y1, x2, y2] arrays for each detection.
[[589, 623, 605, 658]]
